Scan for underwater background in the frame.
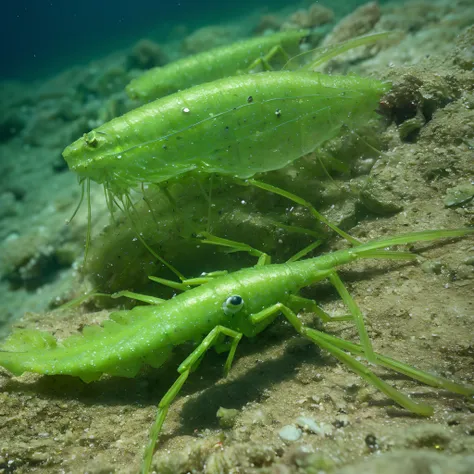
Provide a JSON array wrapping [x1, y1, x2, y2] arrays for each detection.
[[0, 0, 473, 472], [3, 0, 398, 81]]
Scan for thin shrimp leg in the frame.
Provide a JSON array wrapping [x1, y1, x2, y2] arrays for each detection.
[[146, 229, 273, 292], [197, 233, 374, 359], [247, 44, 291, 72], [199, 231, 272, 266], [242, 178, 361, 246], [146, 230, 272, 291], [148, 276, 191, 292], [111, 291, 166, 305], [286, 241, 416, 363], [182, 270, 229, 286], [327, 271, 375, 363], [309, 330, 474, 396], [142, 325, 243, 474], [148, 269, 230, 291], [148, 273, 231, 291], [287, 294, 352, 323], [249, 303, 435, 416]]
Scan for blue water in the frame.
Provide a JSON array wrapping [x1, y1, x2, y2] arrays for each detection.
[[0, 0, 284, 79], [1, 0, 391, 80]]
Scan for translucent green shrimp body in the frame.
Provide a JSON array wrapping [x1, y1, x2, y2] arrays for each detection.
[[64, 72, 389, 196], [62, 33, 398, 263], [1, 228, 473, 473], [126, 29, 310, 101]]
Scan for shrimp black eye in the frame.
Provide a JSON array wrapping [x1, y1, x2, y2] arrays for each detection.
[[84, 132, 99, 148], [223, 295, 244, 315]]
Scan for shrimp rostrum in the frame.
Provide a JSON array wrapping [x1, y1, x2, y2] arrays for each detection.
[[1, 227, 473, 473]]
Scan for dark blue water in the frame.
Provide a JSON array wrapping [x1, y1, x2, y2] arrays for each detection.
[[1, 0, 392, 81], [1, 0, 293, 80]]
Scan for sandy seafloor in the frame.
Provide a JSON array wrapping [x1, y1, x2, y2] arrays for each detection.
[[0, 0, 473, 472]]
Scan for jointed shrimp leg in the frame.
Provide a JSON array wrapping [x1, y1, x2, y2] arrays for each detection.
[[247, 44, 291, 72], [145, 232, 272, 293], [287, 294, 352, 323], [310, 330, 474, 396], [197, 232, 374, 359], [241, 178, 361, 246], [181, 270, 229, 286], [147, 273, 231, 292], [249, 303, 435, 416], [148, 276, 191, 291], [143, 235, 270, 296], [142, 325, 243, 474], [111, 272, 231, 304], [326, 271, 375, 363], [199, 231, 272, 265], [111, 291, 165, 305], [147, 232, 320, 294]]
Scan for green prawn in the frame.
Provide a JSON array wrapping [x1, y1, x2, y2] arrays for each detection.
[[126, 29, 310, 102], [1, 227, 472, 473], [65, 71, 388, 203], [63, 33, 400, 267]]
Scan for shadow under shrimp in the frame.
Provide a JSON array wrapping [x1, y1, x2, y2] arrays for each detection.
[[0, 322, 320, 410], [175, 337, 327, 436]]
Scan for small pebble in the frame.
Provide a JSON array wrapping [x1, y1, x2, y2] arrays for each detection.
[[216, 406, 239, 429], [334, 414, 350, 428], [295, 416, 321, 434], [463, 256, 474, 266], [278, 424, 302, 442], [421, 260, 443, 274], [295, 416, 334, 436], [443, 184, 474, 207]]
